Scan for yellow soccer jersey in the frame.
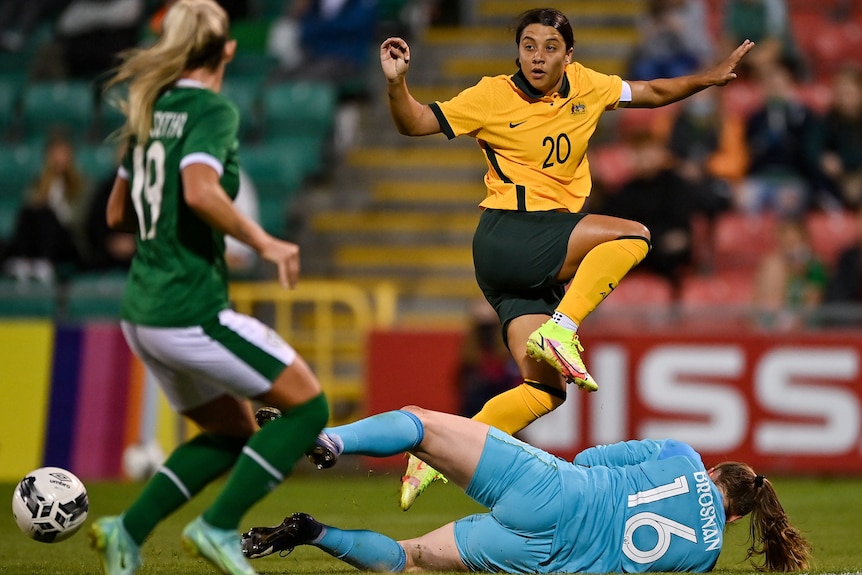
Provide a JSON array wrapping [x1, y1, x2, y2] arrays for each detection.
[[430, 63, 623, 212]]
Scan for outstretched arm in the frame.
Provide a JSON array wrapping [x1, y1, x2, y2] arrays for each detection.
[[381, 37, 442, 136], [574, 439, 665, 467], [627, 39, 755, 108]]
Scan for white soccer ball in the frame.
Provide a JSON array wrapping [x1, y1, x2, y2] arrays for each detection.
[[12, 467, 89, 543], [122, 441, 165, 481]]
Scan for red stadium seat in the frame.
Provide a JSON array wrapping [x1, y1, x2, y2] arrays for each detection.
[[713, 212, 778, 271], [588, 143, 635, 191], [806, 210, 860, 266], [681, 270, 756, 307], [602, 272, 674, 309]]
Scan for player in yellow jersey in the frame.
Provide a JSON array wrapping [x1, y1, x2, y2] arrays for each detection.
[[382, 8, 755, 509]]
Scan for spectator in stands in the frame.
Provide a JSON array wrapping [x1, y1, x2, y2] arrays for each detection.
[[599, 129, 695, 297], [0, 0, 70, 53], [268, 0, 379, 153], [720, 0, 806, 78], [269, 0, 378, 94], [458, 299, 521, 418], [627, 0, 713, 81], [1, 130, 88, 282], [823, 207, 862, 325], [52, 0, 146, 80], [737, 59, 825, 216], [667, 89, 741, 271], [752, 217, 827, 331], [82, 142, 135, 271], [819, 65, 862, 210]]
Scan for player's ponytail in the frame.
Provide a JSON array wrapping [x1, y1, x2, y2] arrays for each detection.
[[105, 0, 229, 144], [712, 462, 811, 572]]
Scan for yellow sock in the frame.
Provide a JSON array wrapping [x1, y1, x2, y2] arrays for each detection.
[[472, 380, 566, 435], [557, 236, 650, 324]]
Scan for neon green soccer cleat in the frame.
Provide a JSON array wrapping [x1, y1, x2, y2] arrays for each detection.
[[89, 516, 142, 575], [525, 320, 598, 392], [399, 454, 447, 511], [182, 516, 256, 575]]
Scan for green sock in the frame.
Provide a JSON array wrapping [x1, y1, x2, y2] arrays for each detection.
[[122, 433, 245, 545], [203, 393, 329, 529]]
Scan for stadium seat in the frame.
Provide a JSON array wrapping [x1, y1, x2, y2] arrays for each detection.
[[97, 84, 127, 140], [239, 143, 306, 199], [0, 277, 56, 318], [806, 210, 860, 266], [713, 212, 777, 271], [0, 195, 21, 240], [601, 271, 674, 309], [0, 142, 40, 191], [260, 81, 337, 141], [228, 52, 279, 85], [20, 81, 96, 141], [0, 78, 20, 138], [265, 133, 328, 178], [681, 270, 756, 307], [588, 143, 635, 191], [257, 196, 290, 237], [77, 143, 119, 184], [220, 78, 261, 140], [62, 272, 126, 322]]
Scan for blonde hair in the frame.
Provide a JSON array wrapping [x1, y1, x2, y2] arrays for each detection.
[[31, 131, 85, 205], [712, 462, 812, 572], [105, 0, 229, 144]]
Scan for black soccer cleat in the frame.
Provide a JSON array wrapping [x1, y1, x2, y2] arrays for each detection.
[[241, 512, 323, 559], [255, 406, 282, 429], [306, 432, 342, 470]]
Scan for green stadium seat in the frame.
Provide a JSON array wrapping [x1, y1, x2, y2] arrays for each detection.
[[228, 52, 279, 85], [257, 196, 289, 237], [97, 84, 127, 140], [260, 81, 336, 141], [77, 143, 120, 184], [62, 272, 127, 322], [0, 277, 56, 318], [0, 78, 21, 137], [0, 142, 40, 191], [220, 78, 261, 140], [0, 195, 22, 240], [20, 81, 96, 141], [265, 133, 328, 178], [239, 143, 306, 199]]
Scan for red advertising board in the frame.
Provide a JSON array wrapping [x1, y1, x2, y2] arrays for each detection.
[[367, 329, 862, 474]]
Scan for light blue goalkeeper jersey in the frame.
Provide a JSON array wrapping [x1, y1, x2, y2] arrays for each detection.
[[555, 438, 726, 573]]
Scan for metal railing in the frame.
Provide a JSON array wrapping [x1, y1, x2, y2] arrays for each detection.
[[229, 280, 398, 422]]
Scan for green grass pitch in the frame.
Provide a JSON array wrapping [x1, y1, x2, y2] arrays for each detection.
[[2, 463, 861, 574]]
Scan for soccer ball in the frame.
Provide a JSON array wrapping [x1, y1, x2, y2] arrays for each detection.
[[12, 467, 89, 543]]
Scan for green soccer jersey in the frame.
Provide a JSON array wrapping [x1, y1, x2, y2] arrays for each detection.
[[120, 79, 241, 327]]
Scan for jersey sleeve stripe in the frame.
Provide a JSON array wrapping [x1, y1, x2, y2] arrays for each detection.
[[430, 102, 455, 139], [180, 152, 224, 176]]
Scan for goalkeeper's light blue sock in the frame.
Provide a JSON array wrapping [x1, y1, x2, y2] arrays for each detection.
[[328, 410, 424, 456], [313, 525, 407, 572]]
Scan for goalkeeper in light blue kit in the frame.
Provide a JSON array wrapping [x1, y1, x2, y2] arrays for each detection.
[[242, 406, 811, 573]]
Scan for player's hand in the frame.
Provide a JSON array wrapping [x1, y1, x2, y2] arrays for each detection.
[[380, 37, 411, 81], [260, 238, 300, 289], [707, 39, 755, 86]]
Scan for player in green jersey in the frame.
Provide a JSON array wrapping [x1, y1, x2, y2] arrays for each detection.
[[87, 2, 329, 574], [380, 8, 755, 508]]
